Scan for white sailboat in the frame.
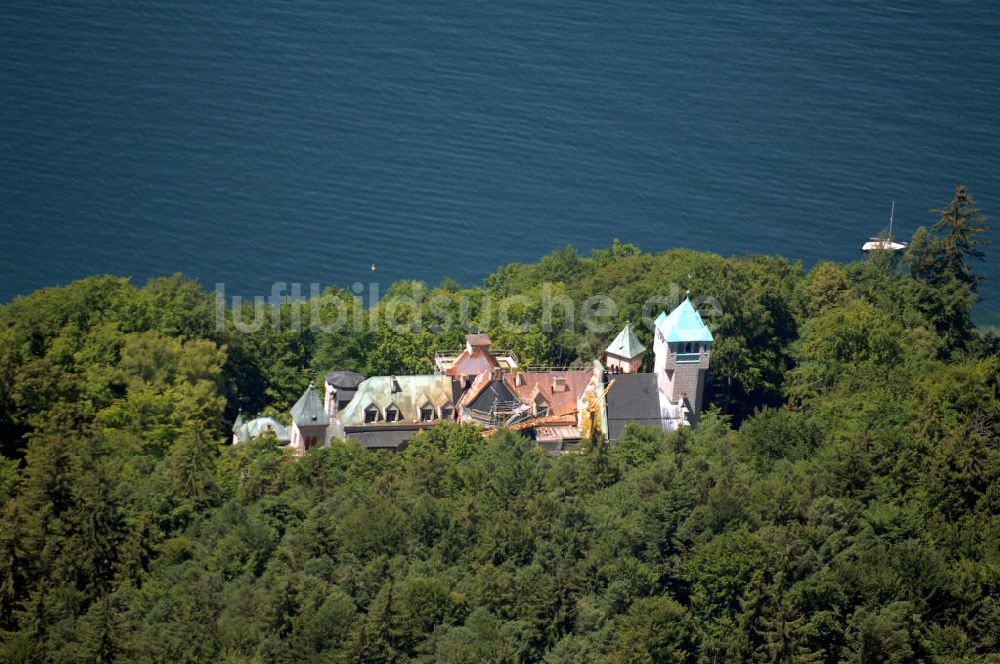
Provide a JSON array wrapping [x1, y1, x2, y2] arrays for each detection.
[[862, 201, 909, 252]]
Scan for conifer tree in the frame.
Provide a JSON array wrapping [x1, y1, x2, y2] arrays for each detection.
[[912, 185, 990, 291], [930, 185, 990, 291]]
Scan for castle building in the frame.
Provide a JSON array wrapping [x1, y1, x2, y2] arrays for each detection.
[[232, 299, 712, 454]]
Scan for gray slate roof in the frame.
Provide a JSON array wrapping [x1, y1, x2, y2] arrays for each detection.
[[347, 428, 415, 450], [467, 379, 520, 415], [290, 384, 330, 427], [325, 370, 366, 390], [605, 373, 664, 440]]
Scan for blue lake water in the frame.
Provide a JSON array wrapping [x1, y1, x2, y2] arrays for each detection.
[[2, 0, 998, 324]]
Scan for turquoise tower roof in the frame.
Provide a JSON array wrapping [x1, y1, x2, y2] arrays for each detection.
[[606, 323, 646, 359], [653, 298, 714, 343]]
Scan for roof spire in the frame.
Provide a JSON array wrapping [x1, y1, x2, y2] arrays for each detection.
[[653, 298, 714, 343]]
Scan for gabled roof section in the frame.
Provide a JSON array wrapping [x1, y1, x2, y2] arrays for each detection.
[[606, 323, 645, 359], [458, 370, 493, 408], [291, 383, 330, 426], [449, 346, 498, 377], [654, 298, 714, 343], [467, 379, 520, 414]]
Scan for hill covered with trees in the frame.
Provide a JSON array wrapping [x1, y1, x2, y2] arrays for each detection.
[[0, 187, 996, 662]]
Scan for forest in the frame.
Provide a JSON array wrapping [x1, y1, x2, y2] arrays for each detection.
[[0, 186, 996, 662]]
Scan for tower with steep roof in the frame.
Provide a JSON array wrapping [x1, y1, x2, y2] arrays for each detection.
[[289, 382, 330, 455], [605, 323, 646, 373], [652, 297, 713, 426]]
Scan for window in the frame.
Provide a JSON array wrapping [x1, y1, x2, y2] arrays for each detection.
[[534, 394, 549, 417], [386, 405, 401, 423], [440, 405, 455, 420], [420, 405, 435, 422], [364, 405, 379, 424]]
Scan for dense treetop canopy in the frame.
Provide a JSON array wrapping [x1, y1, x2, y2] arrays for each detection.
[[0, 188, 996, 662]]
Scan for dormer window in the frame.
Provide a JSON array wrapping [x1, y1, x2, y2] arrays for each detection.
[[419, 404, 435, 422], [552, 376, 567, 393], [440, 404, 455, 420], [534, 393, 550, 417], [386, 404, 402, 423], [364, 404, 380, 424]]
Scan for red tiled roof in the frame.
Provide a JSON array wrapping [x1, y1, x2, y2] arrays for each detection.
[[448, 346, 498, 377], [503, 370, 593, 417], [465, 333, 492, 346]]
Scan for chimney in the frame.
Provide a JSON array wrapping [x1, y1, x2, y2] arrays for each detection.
[[466, 333, 492, 355], [514, 373, 524, 387]]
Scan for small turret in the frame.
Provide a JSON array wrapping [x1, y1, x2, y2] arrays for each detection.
[[605, 323, 645, 373], [289, 382, 331, 455]]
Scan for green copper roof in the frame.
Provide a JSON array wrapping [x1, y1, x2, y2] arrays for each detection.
[[340, 375, 458, 426], [654, 298, 714, 343], [606, 323, 646, 359], [290, 383, 330, 426], [236, 416, 290, 443]]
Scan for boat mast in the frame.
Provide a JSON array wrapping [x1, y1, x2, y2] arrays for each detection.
[[888, 200, 895, 240]]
